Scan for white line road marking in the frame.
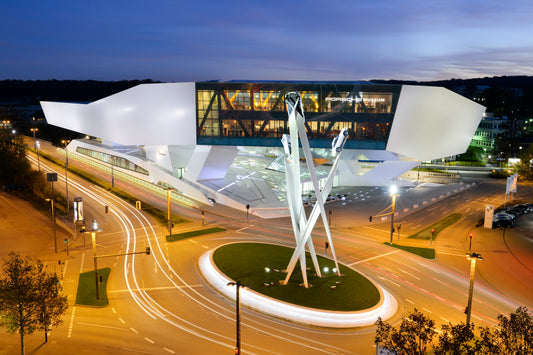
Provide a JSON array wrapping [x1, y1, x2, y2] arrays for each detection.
[[118, 317, 126, 324], [452, 304, 464, 311], [77, 322, 128, 331], [68, 306, 76, 338], [111, 307, 117, 314], [348, 250, 400, 266], [418, 262, 440, 273], [399, 269, 421, 280], [422, 307, 432, 313], [405, 298, 415, 305], [237, 226, 248, 232], [130, 328, 138, 334], [438, 252, 467, 257], [163, 348, 175, 353], [145, 337, 155, 344], [378, 276, 400, 287], [433, 278, 449, 286], [108, 285, 204, 293], [79, 252, 85, 273], [440, 317, 450, 323]]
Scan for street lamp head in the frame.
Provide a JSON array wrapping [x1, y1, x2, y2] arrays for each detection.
[[390, 184, 398, 195], [465, 252, 484, 261]]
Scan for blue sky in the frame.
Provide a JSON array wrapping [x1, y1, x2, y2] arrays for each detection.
[[1, 0, 533, 82]]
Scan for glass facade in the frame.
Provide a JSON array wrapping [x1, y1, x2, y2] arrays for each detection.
[[196, 82, 402, 149], [76, 147, 149, 175]]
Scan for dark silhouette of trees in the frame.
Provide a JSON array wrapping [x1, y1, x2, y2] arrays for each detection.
[[375, 308, 436, 354], [376, 307, 533, 355], [0, 252, 68, 355]]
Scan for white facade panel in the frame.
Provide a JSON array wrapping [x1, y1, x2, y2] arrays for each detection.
[[42, 82, 197, 146], [387, 86, 485, 161]]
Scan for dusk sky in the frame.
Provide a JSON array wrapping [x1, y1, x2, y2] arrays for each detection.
[[2, 0, 533, 82]]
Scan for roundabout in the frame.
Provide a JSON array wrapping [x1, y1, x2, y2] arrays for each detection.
[[199, 242, 398, 328]]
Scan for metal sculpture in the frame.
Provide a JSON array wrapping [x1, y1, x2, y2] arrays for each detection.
[[281, 91, 348, 288]]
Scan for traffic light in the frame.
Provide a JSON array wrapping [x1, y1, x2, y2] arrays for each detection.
[[369, 215, 373, 222], [464, 306, 469, 314], [104, 205, 109, 213], [469, 233, 473, 239], [146, 247, 151, 255]]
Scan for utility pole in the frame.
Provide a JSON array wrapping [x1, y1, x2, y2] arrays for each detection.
[[227, 281, 248, 355], [46, 173, 58, 253], [465, 252, 484, 327], [62, 140, 70, 214], [167, 188, 173, 237]]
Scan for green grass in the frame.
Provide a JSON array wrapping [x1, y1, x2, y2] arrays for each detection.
[[384, 243, 435, 259], [408, 213, 462, 241], [213, 243, 381, 311], [166, 227, 226, 242], [75, 267, 111, 307]]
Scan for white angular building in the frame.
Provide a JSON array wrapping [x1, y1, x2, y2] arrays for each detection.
[[41, 81, 485, 217]]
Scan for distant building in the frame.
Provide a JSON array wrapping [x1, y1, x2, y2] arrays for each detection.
[[470, 113, 509, 153]]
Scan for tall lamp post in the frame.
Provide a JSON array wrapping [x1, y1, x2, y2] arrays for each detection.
[[389, 185, 399, 246], [46, 172, 58, 253], [87, 219, 102, 300], [36, 140, 41, 172], [30, 127, 38, 150], [45, 198, 57, 253], [227, 281, 248, 355], [61, 140, 70, 214], [465, 252, 484, 327], [166, 188, 174, 237], [110, 156, 115, 188]]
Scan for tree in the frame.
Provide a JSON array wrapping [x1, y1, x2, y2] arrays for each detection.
[[0, 252, 68, 354], [36, 272, 68, 343], [496, 306, 533, 354], [375, 308, 437, 354], [434, 322, 486, 355], [0, 130, 31, 187]]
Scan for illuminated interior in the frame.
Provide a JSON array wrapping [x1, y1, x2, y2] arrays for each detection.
[[196, 82, 400, 149]]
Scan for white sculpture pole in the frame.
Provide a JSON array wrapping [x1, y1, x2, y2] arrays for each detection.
[[281, 92, 348, 288]]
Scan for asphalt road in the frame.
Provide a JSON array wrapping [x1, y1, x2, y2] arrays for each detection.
[[0, 140, 531, 354]]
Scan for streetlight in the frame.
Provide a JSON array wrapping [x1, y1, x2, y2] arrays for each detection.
[[30, 127, 38, 150], [61, 140, 70, 214], [45, 198, 57, 253], [166, 188, 174, 238], [86, 219, 102, 300], [389, 185, 399, 246], [227, 281, 248, 355], [36, 141, 41, 172], [46, 172, 58, 253], [465, 252, 484, 327], [110, 156, 115, 188]]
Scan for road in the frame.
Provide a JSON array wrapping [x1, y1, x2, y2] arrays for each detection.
[[0, 140, 531, 354]]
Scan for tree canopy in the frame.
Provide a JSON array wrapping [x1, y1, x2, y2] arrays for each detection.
[[0, 252, 68, 354], [376, 307, 533, 355]]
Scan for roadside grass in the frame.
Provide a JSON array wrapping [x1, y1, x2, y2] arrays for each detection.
[[75, 267, 111, 307], [35, 149, 189, 225], [408, 213, 462, 242], [213, 242, 381, 311], [384, 243, 436, 259], [166, 227, 226, 242]]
